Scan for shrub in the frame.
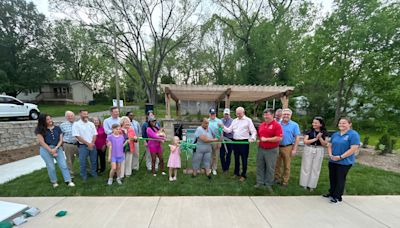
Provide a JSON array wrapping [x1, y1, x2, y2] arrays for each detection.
[[375, 133, 397, 154], [362, 137, 369, 148]]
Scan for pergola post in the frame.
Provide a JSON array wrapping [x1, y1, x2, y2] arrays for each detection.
[[165, 93, 171, 118], [175, 100, 180, 117], [253, 102, 259, 117], [281, 94, 289, 109], [225, 94, 230, 109]]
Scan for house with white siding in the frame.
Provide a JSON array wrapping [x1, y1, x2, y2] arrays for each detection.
[[17, 80, 94, 104]]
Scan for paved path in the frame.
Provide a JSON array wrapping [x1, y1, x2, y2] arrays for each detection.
[[0, 196, 399, 227], [0, 156, 45, 184], [52, 105, 140, 122]]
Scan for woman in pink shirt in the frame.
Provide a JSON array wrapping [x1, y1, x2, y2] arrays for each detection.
[[146, 116, 166, 176], [93, 117, 107, 173]]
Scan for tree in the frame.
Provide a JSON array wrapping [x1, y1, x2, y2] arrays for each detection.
[[52, 20, 113, 91], [53, 0, 201, 104], [296, 0, 400, 125], [213, 0, 265, 84], [0, 0, 55, 97]]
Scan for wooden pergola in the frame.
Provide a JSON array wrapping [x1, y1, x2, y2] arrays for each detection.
[[160, 84, 295, 118]]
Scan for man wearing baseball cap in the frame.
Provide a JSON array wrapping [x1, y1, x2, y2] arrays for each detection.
[[208, 108, 223, 175]]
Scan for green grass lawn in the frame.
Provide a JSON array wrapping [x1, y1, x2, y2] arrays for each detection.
[[38, 104, 112, 117], [1, 143, 399, 197]]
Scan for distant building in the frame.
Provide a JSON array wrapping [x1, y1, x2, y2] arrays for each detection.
[[17, 80, 94, 104], [180, 100, 216, 115]]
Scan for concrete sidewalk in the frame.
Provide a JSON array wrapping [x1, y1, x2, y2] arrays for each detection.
[[1, 196, 398, 228], [0, 156, 45, 184]]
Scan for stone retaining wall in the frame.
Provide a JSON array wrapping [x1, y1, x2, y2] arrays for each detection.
[[0, 120, 62, 152]]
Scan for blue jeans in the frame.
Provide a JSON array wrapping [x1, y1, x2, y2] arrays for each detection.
[[40, 146, 71, 183], [78, 144, 98, 180]]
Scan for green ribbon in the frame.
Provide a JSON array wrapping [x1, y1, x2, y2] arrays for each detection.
[[179, 139, 196, 160], [136, 137, 162, 141], [135, 137, 251, 145], [210, 141, 250, 144]]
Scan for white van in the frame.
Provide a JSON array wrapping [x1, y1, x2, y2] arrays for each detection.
[[0, 95, 40, 120]]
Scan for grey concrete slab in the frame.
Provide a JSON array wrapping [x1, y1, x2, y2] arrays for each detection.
[[1, 196, 398, 228], [150, 196, 270, 228], [19, 197, 159, 228], [345, 196, 400, 228], [251, 196, 389, 228]]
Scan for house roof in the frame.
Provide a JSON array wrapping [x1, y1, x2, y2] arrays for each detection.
[[160, 84, 294, 102]]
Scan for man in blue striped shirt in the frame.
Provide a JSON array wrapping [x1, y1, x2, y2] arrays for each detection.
[[60, 111, 78, 177]]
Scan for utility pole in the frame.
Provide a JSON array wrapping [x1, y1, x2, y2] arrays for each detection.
[[113, 13, 120, 110]]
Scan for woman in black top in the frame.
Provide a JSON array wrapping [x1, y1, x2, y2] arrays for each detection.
[[299, 116, 328, 191], [35, 113, 75, 188]]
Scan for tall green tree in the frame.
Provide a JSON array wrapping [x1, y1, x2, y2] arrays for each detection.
[[0, 0, 55, 97], [296, 0, 400, 125], [53, 0, 201, 104], [52, 20, 112, 91]]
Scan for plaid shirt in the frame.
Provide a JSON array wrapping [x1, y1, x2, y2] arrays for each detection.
[[60, 121, 77, 144]]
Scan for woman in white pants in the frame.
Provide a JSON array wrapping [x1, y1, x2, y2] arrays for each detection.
[[120, 116, 137, 178], [300, 117, 328, 191]]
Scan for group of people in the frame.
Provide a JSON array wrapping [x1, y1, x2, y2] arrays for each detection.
[[35, 105, 360, 203], [35, 107, 181, 187], [190, 106, 360, 203]]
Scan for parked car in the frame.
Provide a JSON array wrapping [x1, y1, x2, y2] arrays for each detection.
[[0, 95, 40, 120]]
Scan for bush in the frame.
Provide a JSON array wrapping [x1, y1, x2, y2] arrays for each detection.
[[362, 137, 369, 148], [375, 133, 397, 154]]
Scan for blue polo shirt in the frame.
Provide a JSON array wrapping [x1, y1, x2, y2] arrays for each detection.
[[280, 120, 301, 146], [330, 129, 360, 165]]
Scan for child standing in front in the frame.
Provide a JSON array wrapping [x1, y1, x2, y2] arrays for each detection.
[[168, 136, 181, 181], [107, 124, 127, 185]]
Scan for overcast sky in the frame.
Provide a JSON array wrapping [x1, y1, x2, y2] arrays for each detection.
[[30, 0, 335, 18]]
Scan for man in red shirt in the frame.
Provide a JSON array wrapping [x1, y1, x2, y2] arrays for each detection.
[[255, 108, 283, 192]]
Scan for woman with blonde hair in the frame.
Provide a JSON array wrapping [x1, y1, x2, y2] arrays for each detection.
[[119, 116, 137, 178]]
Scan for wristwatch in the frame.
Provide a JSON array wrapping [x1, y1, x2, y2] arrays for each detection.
[[339, 155, 343, 159]]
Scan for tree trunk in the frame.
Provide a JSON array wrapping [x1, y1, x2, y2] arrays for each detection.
[[334, 76, 345, 125], [149, 86, 157, 104]]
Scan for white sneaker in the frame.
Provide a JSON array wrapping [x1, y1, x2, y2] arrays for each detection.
[[173, 176, 177, 181], [68, 182, 75, 187], [116, 178, 122, 185], [153, 174, 157, 177], [169, 177, 173, 181], [107, 178, 113, 185], [53, 183, 59, 188], [161, 172, 167, 176], [212, 170, 217, 176]]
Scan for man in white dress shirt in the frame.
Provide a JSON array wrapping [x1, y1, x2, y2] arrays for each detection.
[[72, 109, 98, 181], [222, 107, 257, 182]]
